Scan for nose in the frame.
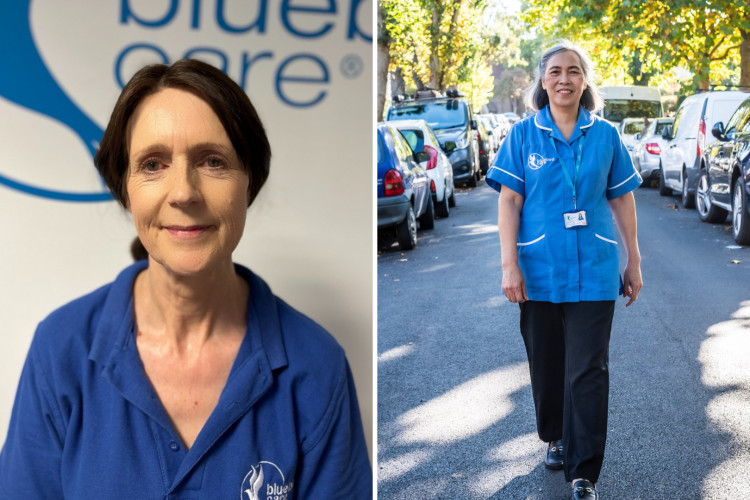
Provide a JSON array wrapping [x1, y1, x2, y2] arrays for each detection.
[[167, 161, 202, 207]]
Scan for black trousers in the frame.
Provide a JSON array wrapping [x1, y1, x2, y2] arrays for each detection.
[[519, 300, 615, 483]]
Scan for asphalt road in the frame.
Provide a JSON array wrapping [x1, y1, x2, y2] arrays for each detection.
[[377, 180, 750, 499]]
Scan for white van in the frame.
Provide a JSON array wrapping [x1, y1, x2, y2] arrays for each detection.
[[599, 86, 664, 127], [658, 90, 748, 207]]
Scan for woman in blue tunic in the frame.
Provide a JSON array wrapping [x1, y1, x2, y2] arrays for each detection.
[[486, 41, 642, 500], [0, 59, 372, 499]]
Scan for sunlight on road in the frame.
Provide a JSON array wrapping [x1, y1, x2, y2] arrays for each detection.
[[471, 432, 544, 497], [396, 363, 529, 445], [378, 344, 415, 363], [453, 222, 499, 235], [377, 448, 436, 483], [698, 300, 750, 493]]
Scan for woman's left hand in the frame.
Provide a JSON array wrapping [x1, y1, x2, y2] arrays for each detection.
[[622, 261, 642, 307]]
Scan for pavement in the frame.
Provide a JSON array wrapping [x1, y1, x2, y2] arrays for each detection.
[[377, 180, 750, 499]]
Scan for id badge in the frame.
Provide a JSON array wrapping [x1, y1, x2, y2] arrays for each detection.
[[563, 210, 588, 229]]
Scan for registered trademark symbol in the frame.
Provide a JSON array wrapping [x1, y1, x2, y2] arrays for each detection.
[[340, 54, 364, 79]]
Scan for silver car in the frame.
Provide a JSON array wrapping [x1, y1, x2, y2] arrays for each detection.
[[632, 118, 674, 183]]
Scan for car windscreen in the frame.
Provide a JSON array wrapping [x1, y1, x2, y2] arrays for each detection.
[[602, 100, 662, 123], [388, 101, 468, 129]]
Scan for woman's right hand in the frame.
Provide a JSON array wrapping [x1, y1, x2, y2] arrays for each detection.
[[502, 263, 528, 303]]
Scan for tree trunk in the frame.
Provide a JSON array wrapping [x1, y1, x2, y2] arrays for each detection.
[[741, 29, 750, 88], [377, 41, 390, 121]]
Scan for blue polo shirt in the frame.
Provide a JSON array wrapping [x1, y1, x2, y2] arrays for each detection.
[[0, 261, 372, 499], [486, 105, 641, 302]]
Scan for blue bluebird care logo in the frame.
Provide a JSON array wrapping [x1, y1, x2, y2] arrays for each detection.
[[241, 461, 293, 500], [0, 0, 370, 202]]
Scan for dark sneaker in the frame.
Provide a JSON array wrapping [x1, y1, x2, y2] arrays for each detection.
[[544, 440, 563, 470], [572, 479, 597, 500]]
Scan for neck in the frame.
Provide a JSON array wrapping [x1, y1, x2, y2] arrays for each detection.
[[548, 104, 580, 127], [134, 258, 248, 353]]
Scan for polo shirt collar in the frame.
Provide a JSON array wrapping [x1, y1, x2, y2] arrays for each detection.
[[89, 261, 288, 371], [534, 105, 595, 143]]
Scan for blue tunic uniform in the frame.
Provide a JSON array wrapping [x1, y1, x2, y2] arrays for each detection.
[[486, 105, 641, 302], [0, 261, 372, 499]]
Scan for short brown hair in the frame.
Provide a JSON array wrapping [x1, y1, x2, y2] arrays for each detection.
[[95, 59, 271, 207]]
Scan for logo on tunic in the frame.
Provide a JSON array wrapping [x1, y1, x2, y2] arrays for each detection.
[[528, 153, 554, 170], [241, 461, 294, 500]]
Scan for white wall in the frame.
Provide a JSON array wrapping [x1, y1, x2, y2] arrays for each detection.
[[0, 0, 373, 454]]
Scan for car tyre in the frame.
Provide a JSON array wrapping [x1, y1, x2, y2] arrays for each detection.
[[681, 171, 695, 208], [658, 163, 672, 196], [467, 170, 478, 188], [733, 177, 750, 245], [448, 186, 456, 207], [396, 204, 417, 250], [436, 187, 450, 218], [696, 169, 728, 223], [418, 194, 435, 229]]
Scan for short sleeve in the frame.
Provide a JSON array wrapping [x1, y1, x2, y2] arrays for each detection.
[[296, 360, 372, 499], [606, 128, 642, 199], [486, 123, 525, 195]]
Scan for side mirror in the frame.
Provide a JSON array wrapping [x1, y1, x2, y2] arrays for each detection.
[[413, 151, 430, 164], [471, 119, 477, 130], [661, 126, 672, 140], [712, 122, 725, 140], [487, 130, 494, 136], [443, 141, 457, 153]]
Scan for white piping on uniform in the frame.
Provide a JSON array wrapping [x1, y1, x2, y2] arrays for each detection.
[[534, 114, 552, 132], [517, 234, 546, 246], [608, 172, 637, 191], [595, 234, 618, 245], [488, 166, 525, 183]]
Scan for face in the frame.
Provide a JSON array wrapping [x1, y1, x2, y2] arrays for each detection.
[[541, 50, 587, 111], [126, 88, 250, 277]]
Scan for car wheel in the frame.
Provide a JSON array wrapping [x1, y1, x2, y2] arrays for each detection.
[[681, 171, 695, 209], [733, 177, 750, 245], [448, 185, 456, 207], [436, 187, 450, 218], [418, 193, 435, 229], [696, 169, 728, 223], [467, 170, 478, 187], [396, 204, 417, 250], [658, 163, 672, 196]]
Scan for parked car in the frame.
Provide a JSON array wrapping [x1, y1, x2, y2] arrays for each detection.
[[632, 117, 674, 183], [391, 119, 456, 218], [475, 116, 493, 174], [376, 123, 432, 250], [698, 95, 750, 244], [659, 90, 748, 208], [599, 85, 664, 128], [387, 90, 482, 187], [492, 114, 511, 141], [619, 117, 648, 164], [477, 114, 499, 152], [503, 112, 520, 125]]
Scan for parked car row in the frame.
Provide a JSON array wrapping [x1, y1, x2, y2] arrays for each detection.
[[641, 90, 750, 245], [376, 120, 460, 251]]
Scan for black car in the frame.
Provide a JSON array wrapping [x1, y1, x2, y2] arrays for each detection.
[[387, 90, 481, 187], [699, 95, 750, 245]]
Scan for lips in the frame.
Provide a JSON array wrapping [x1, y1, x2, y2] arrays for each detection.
[[163, 225, 213, 238]]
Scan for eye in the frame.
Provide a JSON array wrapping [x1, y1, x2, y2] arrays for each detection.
[[140, 159, 163, 173], [203, 156, 227, 168]]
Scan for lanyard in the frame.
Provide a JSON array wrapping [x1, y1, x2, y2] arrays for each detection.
[[548, 131, 586, 209]]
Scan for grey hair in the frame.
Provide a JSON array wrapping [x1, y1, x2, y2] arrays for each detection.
[[525, 40, 604, 113]]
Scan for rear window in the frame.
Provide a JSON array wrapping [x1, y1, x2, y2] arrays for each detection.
[[398, 129, 424, 152], [622, 122, 644, 135], [377, 131, 387, 165], [654, 120, 672, 135], [602, 100, 662, 122], [388, 101, 468, 130]]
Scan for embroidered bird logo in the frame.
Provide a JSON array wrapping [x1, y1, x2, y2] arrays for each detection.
[[243, 464, 264, 500]]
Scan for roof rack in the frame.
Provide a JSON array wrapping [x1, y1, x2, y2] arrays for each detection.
[[414, 88, 443, 99]]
